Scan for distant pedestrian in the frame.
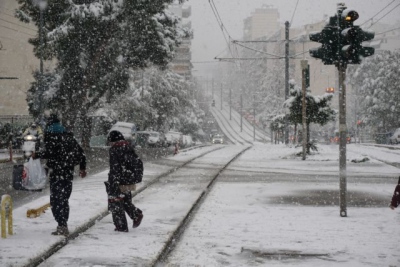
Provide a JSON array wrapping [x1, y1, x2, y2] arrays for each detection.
[[390, 176, 400, 210], [106, 130, 143, 232], [174, 142, 179, 155], [34, 112, 86, 236]]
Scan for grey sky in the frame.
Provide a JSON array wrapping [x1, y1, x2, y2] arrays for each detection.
[[189, 0, 400, 76]]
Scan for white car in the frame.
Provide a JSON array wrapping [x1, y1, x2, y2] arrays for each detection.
[[389, 128, 400, 144], [212, 134, 224, 144], [108, 122, 137, 144]]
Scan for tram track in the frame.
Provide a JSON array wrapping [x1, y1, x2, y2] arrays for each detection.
[[24, 145, 249, 267]]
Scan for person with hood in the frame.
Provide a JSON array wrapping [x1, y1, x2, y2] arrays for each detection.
[[106, 130, 143, 232], [34, 112, 87, 235], [390, 176, 400, 210]]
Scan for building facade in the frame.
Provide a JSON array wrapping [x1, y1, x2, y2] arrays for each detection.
[[243, 5, 280, 41], [0, 1, 39, 115], [168, 3, 193, 79]]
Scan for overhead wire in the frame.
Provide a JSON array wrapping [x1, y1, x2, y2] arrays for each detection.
[[376, 26, 400, 35], [367, 3, 400, 29], [0, 24, 36, 37], [208, 0, 234, 58], [233, 41, 282, 58], [0, 17, 37, 32], [289, 0, 300, 27], [359, 0, 397, 26]]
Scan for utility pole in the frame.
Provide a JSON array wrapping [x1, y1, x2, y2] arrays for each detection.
[[212, 79, 214, 99], [240, 94, 243, 132], [253, 94, 256, 141], [284, 21, 290, 145], [229, 84, 232, 120], [301, 60, 308, 160], [220, 83, 223, 111]]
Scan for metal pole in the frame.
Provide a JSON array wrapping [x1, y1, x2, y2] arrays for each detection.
[[284, 21, 290, 145], [301, 60, 308, 160], [240, 94, 243, 132], [229, 85, 232, 120], [220, 83, 223, 111], [212, 79, 214, 99], [253, 94, 255, 141], [38, 6, 44, 113], [337, 4, 347, 217], [338, 63, 347, 217]]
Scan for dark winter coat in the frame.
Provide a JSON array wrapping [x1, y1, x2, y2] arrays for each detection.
[[390, 184, 400, 208], [108, 140, 139, 194], [37, 122, 86, 178]]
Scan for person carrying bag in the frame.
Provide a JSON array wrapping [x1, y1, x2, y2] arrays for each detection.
[[105, 130, 143, 232]]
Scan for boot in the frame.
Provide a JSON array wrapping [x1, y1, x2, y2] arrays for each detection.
[[51, 226, 69, 236], [133, 210, 143, 228]]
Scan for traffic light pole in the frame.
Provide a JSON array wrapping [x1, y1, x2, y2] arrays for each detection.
[[301, 60, 308, 161], [337, 4, 347, 217], [284, 21, 290, 145], [338, 63, 347, 218]]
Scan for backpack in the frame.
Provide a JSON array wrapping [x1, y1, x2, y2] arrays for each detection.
[[121, 152, 143, 184]]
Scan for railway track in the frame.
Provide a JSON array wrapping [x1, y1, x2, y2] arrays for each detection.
[[21, 144, 251, 267]]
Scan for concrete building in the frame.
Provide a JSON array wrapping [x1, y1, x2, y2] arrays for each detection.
[[243, 5, 280, 41], [168, 3, 193, 79], [0, 1, 39, 115]]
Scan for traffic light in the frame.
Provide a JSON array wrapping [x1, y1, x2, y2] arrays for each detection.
[[326, 87, 335, 93], [340, 9, 375, 64], [309, 16, 339, 65]]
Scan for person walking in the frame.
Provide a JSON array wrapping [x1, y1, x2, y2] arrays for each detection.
[[106, 130, 143, 232], [34, 112, 86, 235], [390, 176, 400, 210]]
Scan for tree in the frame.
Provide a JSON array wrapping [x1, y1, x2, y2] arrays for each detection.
[[16, 0, 186, 137], [98, 67, 201, 134], [284, 85, 336, 152], [348, 50, 400, 132]]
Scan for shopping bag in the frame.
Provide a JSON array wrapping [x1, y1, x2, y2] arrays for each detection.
[[23, 158, 47, 190]]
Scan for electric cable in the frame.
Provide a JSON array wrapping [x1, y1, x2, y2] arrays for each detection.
[[0, 17, 37, 32], [360, 0, 397, 26], [289, 0, 300, 27], [208, 0, 234, 58], [367, 3, 400, 29], [0, 24, 36, 37], [376, 26, 400, 35], [233, 41, 282, 58]]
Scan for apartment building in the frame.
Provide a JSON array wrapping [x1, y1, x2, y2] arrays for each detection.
[[168, 3, 193, 79], [0, 1, 39, 115], [243, 5, 280, 41]]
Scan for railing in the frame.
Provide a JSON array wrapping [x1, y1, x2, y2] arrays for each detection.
[[1, 194, 13, 238]]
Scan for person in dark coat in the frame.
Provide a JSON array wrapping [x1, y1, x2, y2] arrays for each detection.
[[390, 176, 400, 210], [34, 112, 87, 236], [106, 130, 143, 232]]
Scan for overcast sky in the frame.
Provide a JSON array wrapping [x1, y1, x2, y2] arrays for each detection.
[[188, 0, 400, 77]]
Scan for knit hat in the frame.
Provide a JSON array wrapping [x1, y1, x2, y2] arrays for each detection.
[[107, 130, 125, 142]]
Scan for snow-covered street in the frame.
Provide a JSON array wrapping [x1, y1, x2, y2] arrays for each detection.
[[1, 143, 399, 267]]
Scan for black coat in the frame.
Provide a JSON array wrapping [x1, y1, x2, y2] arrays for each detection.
[[38, 130, 86, 177], [108, 140, 138, 189]]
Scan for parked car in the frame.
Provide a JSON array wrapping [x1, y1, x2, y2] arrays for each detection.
[[182, 135, 193, 148], [135, 131, 166, 147], [212, 134, 224, 144], [165, 131, 183, 147], [108, 122, 137, 144], [389, 128, 400, 144]]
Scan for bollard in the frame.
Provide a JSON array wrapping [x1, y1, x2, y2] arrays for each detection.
[[1, 194, 13, 238], [27, 203, 51, 218]]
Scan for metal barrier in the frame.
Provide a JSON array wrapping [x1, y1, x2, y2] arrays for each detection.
[[1, 194, 13, 238]]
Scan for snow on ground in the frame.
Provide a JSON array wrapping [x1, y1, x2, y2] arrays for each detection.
[[0, 143, 399, 267]]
